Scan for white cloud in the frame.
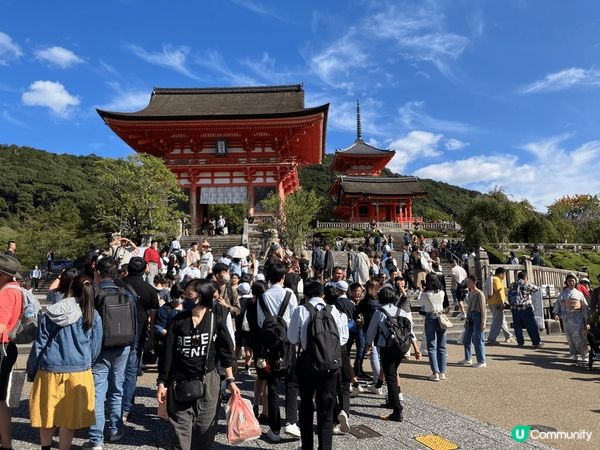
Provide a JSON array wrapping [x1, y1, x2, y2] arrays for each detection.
[[128, 44, 200, 80], [326, 97, 384, 137], [97, 82, 150, 111], [21, 80, 80, 117], [399, 101, 474, 134], [1, 110, 28, 127], [520, 67, 600, 94], [387, 130, 444, 173], [195, 50, 257, 86], [0, 31, 23, 65], [445, 138, 468, 150], [413, 135, 600, 211], [230, 0, 286, 21], [34, 46, 84, 68], [240, 52, 297, 84]]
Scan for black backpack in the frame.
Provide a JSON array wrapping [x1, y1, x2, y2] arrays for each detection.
[[379, 307, 412, 356], [304, 303, 342, 375], [95, 286, 137, 348], [259, 291, 293, 372]]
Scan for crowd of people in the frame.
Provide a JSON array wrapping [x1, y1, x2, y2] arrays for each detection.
[[0, 234, 599, 450]]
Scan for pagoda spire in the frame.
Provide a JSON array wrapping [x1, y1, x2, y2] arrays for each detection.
[[356, 99, 362, 141]]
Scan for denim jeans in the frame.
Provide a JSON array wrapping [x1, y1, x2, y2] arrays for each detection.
[[425, 314, 447, 374], [511, 307, 541, 346], [463, 311, 485, 363], [488, 304, 513, 342], [347, 328, 365, 375], [122, 344, 140, 414], [370, 344, 381, 382], [89, 346, 131, 444]]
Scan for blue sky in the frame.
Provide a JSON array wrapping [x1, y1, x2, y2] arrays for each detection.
[[1, 0, 600, 211]]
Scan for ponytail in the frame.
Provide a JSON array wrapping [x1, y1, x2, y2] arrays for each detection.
[[71, 274, 96, 330]]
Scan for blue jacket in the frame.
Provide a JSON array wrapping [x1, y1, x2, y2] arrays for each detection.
[[27, 297, 102, 379]]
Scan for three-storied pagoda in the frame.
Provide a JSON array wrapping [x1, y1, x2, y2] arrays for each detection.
[[97, 84, 328, 231], [329, 101, 425, 223]]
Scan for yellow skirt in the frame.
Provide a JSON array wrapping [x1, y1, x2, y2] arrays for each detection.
[[29, 369, 96, 429]]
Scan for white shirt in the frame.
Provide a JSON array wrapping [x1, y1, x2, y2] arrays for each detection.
[[170, 240, 181, 252], [32, 269, 42, 279], [257, 284, 298, 328], [178, 266, 202, 282], [287, 297, 349, 350]]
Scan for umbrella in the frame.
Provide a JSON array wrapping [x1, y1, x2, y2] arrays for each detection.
[[228, 245, 250, 259]]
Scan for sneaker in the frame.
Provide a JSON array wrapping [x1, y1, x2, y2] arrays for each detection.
[[533, 342, 545, 348], [284, 423, 301, 439], [108, 431, 124, 442], [505, 337, 515, 343], [122, 410, 130, 422], [457, 359, 472, 366], [428, 373, 440, 382], [398, 392, 404, 402], [486, 339, 499, 345], [338, 410, 351, 433], [570, 353, 578, 360], [473, 362, 487, 368], [333, 424, 344, 435], [458, 312, 466, 320], [82, 442, 103, 450], [379, 412, 403, 422], [439, 373, 447, 380], [266, 430, 281, 442], [245, 367, 253, 376], [367, 384, 383, 395]]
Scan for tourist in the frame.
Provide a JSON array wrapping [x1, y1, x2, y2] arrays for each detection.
[[590, 273, 600, 315], [144, 240, 162, 285], [85, 257, 137, 449], [288, 281, 346, 450], [153, 273, 171, 306], [353, 246, 371, 285], [47, 249, 54, 272], [230, 258, 242, 277], [367, 286, 421, 422], [154, 283, 185, 362], [46, 268, 78, 304], [235, 282, 254, 375], [506, 251, 519, 264], [419, 273, 448, 381], [486, 267, 515, 344], [179, 260, 202, 282], [209, 217, 216, 236], [28, 274, 102, 450], [355, 280, 380, 380], [458, 275, 487, 367], [216, 214, 226, 235], [247, 281, 269, 423], [31, 265, 41, 291], [311, 242, 325, 278], [553, 274, 590, 363], [110, 237, 136, 268], [157, 279, 240, 450], [5, 241, 16, 259], [346, 244, 356, 283], [256, 262, 300, 441], [0, 254, 22, 450], [450, 259, 468, 320], [410, 247, 427, 291], [284, 261, 302, 299], [508, 271, 544, 348], [212, 262, 241, 319], [185, 242, 201, 267], [531, 246, 544, 266], [577, 277, 591, 300], [115, 256, 160, 422], [347, 282, 366, 387]]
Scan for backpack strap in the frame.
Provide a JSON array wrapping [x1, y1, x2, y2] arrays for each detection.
[[277, 290, 292, 317], [202, 309, 214, 378], [120, 280, 141, 305], [258, 294, 272, 320]]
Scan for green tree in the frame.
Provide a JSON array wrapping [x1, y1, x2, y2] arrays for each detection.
[[94, 154, 186, 242], [261, 189, 323, 250], [422, 207, 453, 222], [547, 195, 600, 242]]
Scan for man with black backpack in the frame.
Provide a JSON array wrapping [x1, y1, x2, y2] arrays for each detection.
[[288, 281, 347, 450], [115, 256, 160, 422], [366, 286, 420, 422], [257, 262, 299, 442], [85, 256, 138, 450]]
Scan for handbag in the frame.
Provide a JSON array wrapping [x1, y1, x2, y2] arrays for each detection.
[[172, 310, 214, 403], [438, 313, 453, 330]]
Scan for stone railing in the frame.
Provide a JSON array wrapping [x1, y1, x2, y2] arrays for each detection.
[[316, 220, 420, 230], [419, 221, 462, 231], [496, 242, 600, 252]]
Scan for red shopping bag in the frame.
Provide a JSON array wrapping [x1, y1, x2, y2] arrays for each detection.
[[226, 393, 261, 445]]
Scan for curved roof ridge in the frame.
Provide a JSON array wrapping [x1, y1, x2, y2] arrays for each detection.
[[152, 84, 303, 95]]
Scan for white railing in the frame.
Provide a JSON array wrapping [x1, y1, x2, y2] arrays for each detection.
[[316, 221, 415, 230], [496, 242, 600, 252], [419, 221, 462, 231]]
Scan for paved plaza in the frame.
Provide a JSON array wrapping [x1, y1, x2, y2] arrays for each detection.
[[10, 334, 598, 450]]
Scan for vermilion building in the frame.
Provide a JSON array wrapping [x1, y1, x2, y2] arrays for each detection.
[[329, 102, 424, 223], [97, 84, 328, 231]]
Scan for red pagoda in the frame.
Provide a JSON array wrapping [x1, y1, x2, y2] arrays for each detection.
[[329, 101, 424, 223], [97, 85, 328, 231]]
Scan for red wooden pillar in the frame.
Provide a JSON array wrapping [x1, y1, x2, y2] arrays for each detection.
[[190, 184, 198, 233], [247, 178, 255, 217], [408, 198, 413, 221], [277, 176, 285, 220]]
